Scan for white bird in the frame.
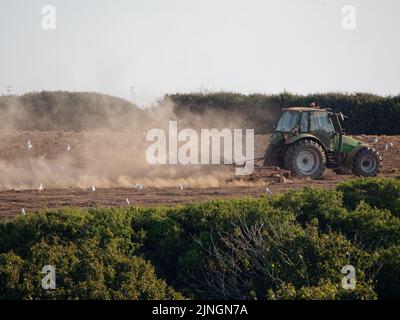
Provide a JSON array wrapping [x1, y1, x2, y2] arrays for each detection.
[[38, 184, 43, 192], [91, 185, 96, 192], [66, 144, 71, 151], [27, 140, 33, 150], [179, 183, 184, 190], [133, 183, 144, 191], [126, 198, 130, 205], [368, 137, 379, 144], [265, 187, 273, 195], [389, 142, 394, 147], [21, 208, 26, 216]]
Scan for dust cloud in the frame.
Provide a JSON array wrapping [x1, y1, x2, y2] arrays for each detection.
[[0, 94, 256, 190]]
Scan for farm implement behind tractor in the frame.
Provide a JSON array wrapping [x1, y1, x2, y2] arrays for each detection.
[[229, 158, 292, 183]]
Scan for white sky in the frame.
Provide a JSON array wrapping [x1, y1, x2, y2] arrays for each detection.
[[0, 0, 399, 106]]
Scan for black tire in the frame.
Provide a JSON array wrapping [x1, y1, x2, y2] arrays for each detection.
[[284, 139, 326, 179], [352, 147, 382, 177], [263, 143, 284, 168]]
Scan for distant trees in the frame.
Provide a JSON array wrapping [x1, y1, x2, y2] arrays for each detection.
[[1, 91, 399, 134], [0, 91, 149, 131], [169, 92, 400, 135]]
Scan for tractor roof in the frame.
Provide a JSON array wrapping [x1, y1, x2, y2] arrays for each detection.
[[284, 107, 328, 112]]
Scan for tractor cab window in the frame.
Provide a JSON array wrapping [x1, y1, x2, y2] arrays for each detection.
[[276, 111, 299, 132], [300, 112, 308, 132], [309, 112, 335, 134]]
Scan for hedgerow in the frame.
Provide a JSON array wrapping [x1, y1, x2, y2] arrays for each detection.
[[168, 92, 400, 135], [0, 177, 399, 300]]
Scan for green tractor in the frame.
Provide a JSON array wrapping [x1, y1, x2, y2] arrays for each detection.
[[263, 105, 382, 179]]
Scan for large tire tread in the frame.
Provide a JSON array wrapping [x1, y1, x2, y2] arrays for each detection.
[[352, 147, 382, 177], [284, 139, 326, 179]]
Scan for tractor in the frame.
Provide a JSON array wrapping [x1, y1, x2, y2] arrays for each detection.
[[261, 104, 382, 179]]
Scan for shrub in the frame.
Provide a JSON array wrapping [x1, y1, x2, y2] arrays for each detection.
[[270, 187, 347, 228], [1, 179, 400, 300], [0, 252, 24, 300], [0, 208, 138, 257], [337, 178, 400, 217], [0, 210, 182, 300], [375, 246, 400, 299], [199, 219, 376, 300], [268, 280, 377, 300], [131, 199, 296, 295], [331, 202, 400, 250]]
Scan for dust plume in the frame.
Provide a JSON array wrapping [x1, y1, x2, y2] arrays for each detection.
[[0, 92, 256, 190]]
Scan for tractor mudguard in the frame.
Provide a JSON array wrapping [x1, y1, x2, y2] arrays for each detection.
[[285, 133, 320, 146], [343, 144, 369, 171]]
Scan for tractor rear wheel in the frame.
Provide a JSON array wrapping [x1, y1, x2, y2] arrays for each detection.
[[263, 143, 284, 167], [352, 147, 382, 177], [284, 139, 326, 179]]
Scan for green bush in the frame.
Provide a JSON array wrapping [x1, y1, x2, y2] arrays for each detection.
[[1, 178, 400, 300], [270, 187, 347, 228], [375, 246, 400, 299], [0, 208, 137, 257], [337, 178, 400, 216], [198, 219, 376, 300], [0, 210, 182, 300], [131, 199, 297, 295], [331, 202, 400, 250], [0, 252, 24, 300], [268, 279, 377, 300]]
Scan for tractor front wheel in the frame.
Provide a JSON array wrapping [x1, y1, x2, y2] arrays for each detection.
[[284, 139, 326, 179], [352, 147, 382, 177]]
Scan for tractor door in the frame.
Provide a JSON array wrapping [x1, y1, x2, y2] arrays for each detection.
[[309, 111, 336, 150]]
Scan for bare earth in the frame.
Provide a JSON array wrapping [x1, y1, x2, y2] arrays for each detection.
[[0, 132, 398, 217]]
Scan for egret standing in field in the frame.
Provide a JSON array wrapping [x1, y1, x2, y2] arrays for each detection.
[[21, 208, 26, 216], [91, 185, 96, 192], [178, 183, 184, 190], [133, 183, 144, 191], [27, 140, 33, 150], [38, 184, 43, 192], [265, 187, 273, 196]]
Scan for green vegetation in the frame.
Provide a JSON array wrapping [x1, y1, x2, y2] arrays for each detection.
[[2, 91, 399, 134], [169, 92, 400, 134], [1, 177, 400, 300]]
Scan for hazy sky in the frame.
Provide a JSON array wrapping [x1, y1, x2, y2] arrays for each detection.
[[0, 0, 399, 105]]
